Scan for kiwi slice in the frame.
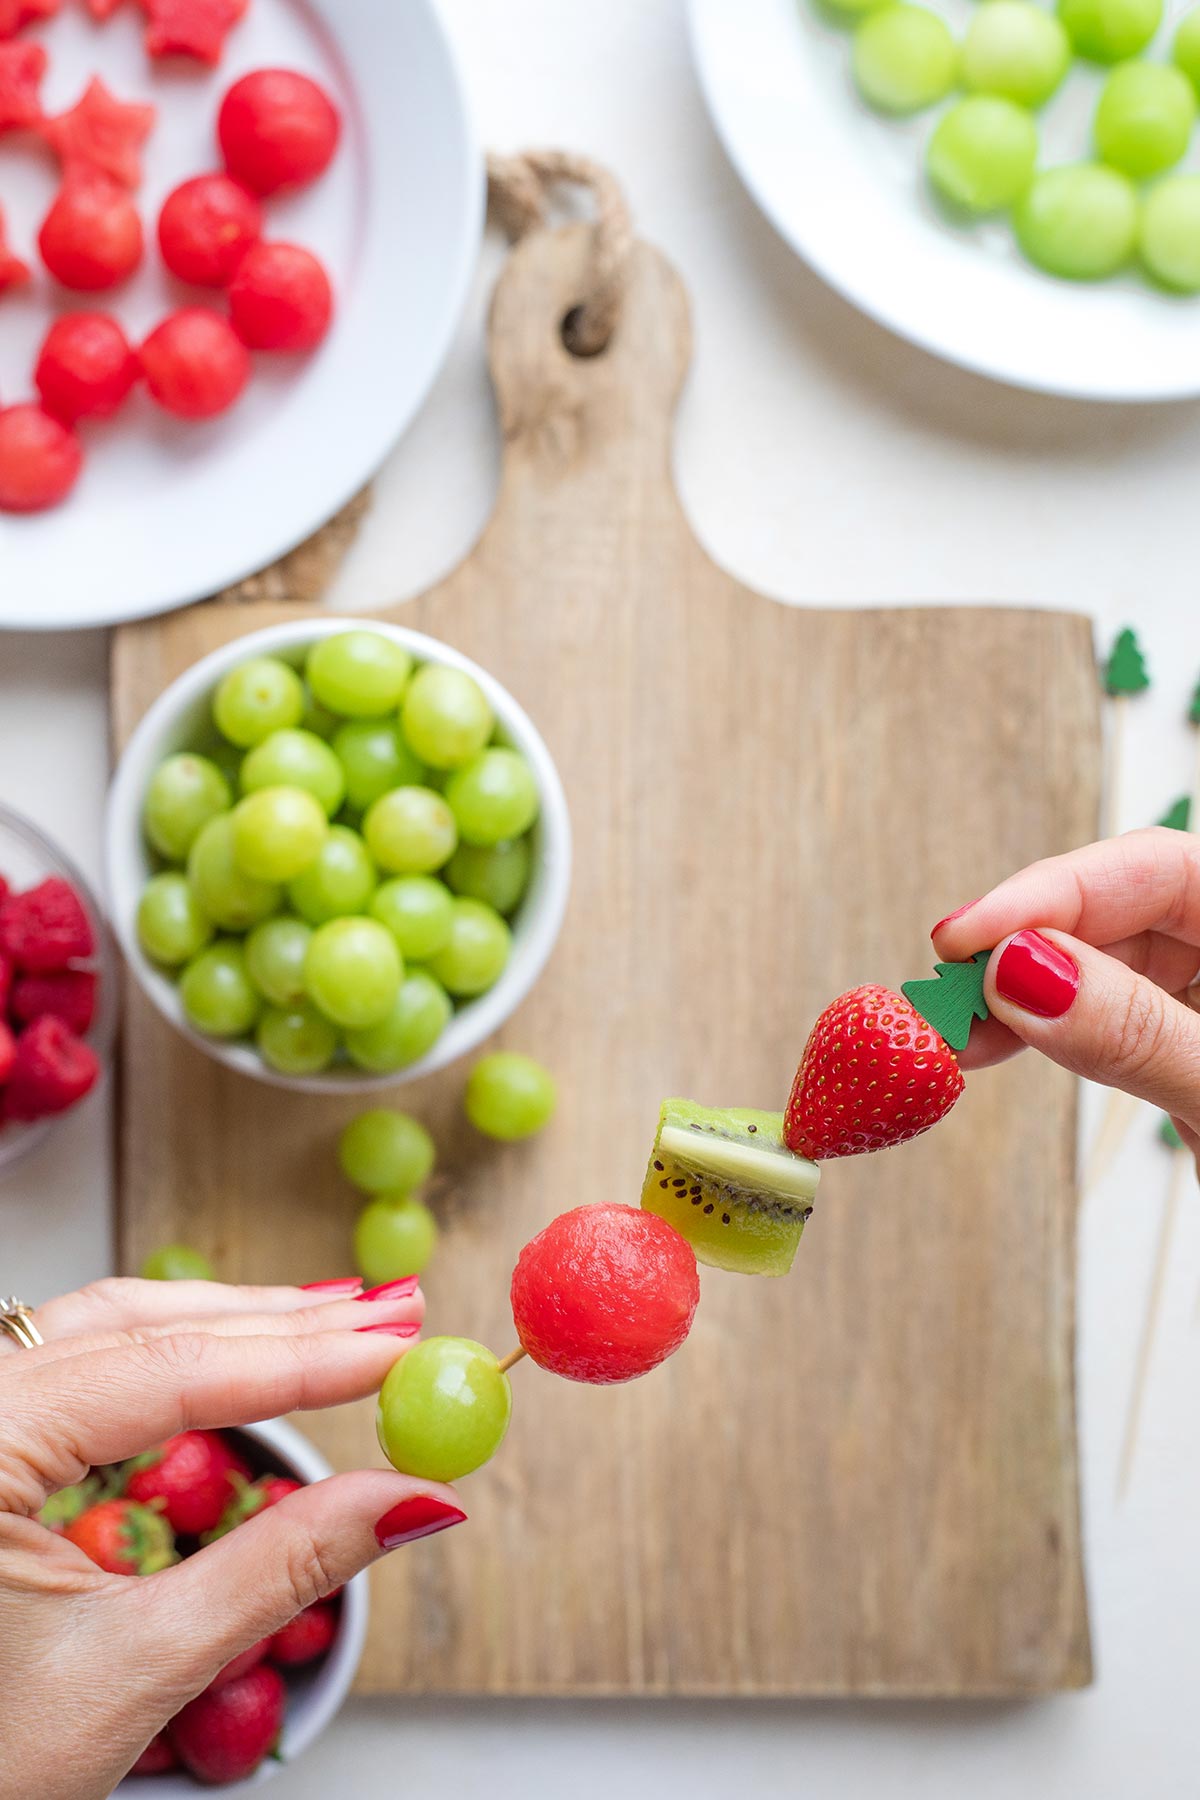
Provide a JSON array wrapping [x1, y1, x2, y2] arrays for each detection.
[[640, 1099, 820, 1277]]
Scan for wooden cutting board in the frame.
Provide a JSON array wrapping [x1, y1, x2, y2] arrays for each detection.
[[111, 224, 1098, 1697]]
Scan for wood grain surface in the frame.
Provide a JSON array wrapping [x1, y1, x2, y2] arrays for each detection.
[[111, 225, 1098, 1696]]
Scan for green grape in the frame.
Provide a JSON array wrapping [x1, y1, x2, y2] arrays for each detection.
[[926, 97, 1039, 213], [339, 1108, 436, 1194], [426, 898, 511, 997], [1094, 62, 1196, 178], [231, 786, 329, 883], [140, 1243, 214, 1280], [444, 839, 532, 915], [376, 1336, 512, 1482], [343, 970, 453, 1072], [960, 2, 1070, 108], [369, 876, 455, 960], [399, 664, 494, 770], [180, 940, 262, 1038], [213, 656, 305, 748], [464, 1052, 557, 1141], [1140, 172, 1200, 291], [301, 685, 339, 739], [244, 916, 313, 1005], [444, 751, 539, 848], [241, 729, 345, 817], [1175, 9, 1200, 93], [353, 1194, 438, 1283], [287, 825, 378, 924], [187, 814, 282, 931], [1014, 164, 1139, 279], [304, 917, 401, 1029], [364, 787, 458, 874], [852, 4, 958, 115], [333, 719, 426, 811], [137, 871, 214, 967], [257, 1001, 340, 1076], [143, 753, 232, 862], [305, 631, 412, 718], [1058, 0, 1162, 62]]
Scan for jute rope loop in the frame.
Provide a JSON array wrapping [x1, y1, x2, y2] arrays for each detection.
[[486, 150, 632, 356]]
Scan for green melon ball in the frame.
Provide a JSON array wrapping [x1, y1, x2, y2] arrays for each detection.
[[1094, 61, 1197, 178], [961, 1, 1071, 108], [1058, 0, 1162, 63], [1014, 163, 1140, 279], [852, 4, 958, 115], [1174, 9, 1200, 92], [1140, 172, 1200, 290], [926, 96, 1039, 213], [354, 1195, 439, 1284]]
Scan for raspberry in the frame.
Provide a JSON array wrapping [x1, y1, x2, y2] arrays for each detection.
[[0, 877, 95, 970], [40, 76, 156, 189], [39, 174, 144, 291], [140, 307, 250, 419], [6, 1016, 100, 1120], [218, 68, 340, 195], [157, 173, 261, 286], [35, 313, 139, 423], [229, 241, 332, 351], [0, 407, 83, 513], [0, 40, 46, 132], [11, 970, 98, 1034]]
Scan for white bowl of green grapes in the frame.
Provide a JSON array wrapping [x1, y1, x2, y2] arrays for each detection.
[[106, 620, 571, 1091]]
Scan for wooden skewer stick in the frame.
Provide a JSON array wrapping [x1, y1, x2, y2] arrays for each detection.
[[498, 1345, 527, 1374], [1102, 691, 1126, 841], [1082, 1088, 1141, 1199], [1117, 1145, 1189, 1501]]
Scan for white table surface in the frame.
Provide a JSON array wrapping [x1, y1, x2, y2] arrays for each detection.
[[4, 2, 1200, 1794]]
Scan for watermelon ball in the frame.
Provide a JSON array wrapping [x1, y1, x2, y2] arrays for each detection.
[[140, 308, 251, 420], [0, 405, 83, 513], [229, 242, 333, 351], [510, 1203, 700, 1385], [35, 312, 139, 424], [158, 173, 263, 287], [38, 175, 143, 292], [218, 68, 341, 196]]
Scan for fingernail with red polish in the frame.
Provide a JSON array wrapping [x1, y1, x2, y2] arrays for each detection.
[[354, 1321, 420, 1339], [374, 1495, 466, 1550], [355, 1277, 419, 1302], [932, 899, 981, 938], [995, 930, 1079, 1018], [301, 1278, 363, 1295]]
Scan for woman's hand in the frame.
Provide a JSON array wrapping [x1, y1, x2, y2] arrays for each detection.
[[932, 826, 1200, 1155], [0, 1275, 463, 1800]]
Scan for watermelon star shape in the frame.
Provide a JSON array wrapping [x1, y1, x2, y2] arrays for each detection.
[[42, 76, 156, 189], [0, 39, 46, 132], [141, 0, 247, 66], [0, 0, 58, 40], [0, 203, 30, 292]]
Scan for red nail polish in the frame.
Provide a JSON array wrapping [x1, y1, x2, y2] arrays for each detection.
[[354, 1321, 421, 1338], [301, 1278, 363, 1295], [355, 1277, 419, 1302], [374, 1495, 466, 1550], [995, 930, 1079, 1018], [932, 899, 981, 938]]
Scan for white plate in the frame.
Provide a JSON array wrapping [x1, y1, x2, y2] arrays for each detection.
[[0, 0, 481, 629], [689, 0, 1200, 401]]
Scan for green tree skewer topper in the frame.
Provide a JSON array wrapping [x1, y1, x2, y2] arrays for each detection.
[[1102, 627, 1151, 837]]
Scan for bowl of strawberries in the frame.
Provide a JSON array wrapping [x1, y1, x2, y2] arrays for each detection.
[[41, 1415, 368, 1792], [0, 801, 115, 1173]]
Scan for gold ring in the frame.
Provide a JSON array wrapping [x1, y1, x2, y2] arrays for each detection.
[[0, 1296, 44, 1349]]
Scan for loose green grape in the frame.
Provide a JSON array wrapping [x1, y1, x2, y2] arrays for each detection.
[[369, 876, 455, 960], [180, 940, 262, 1038], [287, 825, 377, 924], [1058, 0, 1162, 63], [364, 787, 458, 874], [1175, 9, 1200, 92], [1094, 61, 1196, 179], [213, 656, 305, 748], [1014, 163, 1139, 279], [241, 729, 345, 817], [304, 917, 401, 1029], [244, 915, 313, 1005], [137, 871, 214, 967], [339, 1108, 436, 1194], [187, 814, 282, 931], [1140, 172, 1200, 290], [305, 632, 412, 718], [443, 839, 532, 915], [256, 1001, 340, 1075], [426, 898, 511, 997], [333, 719, 426, 811], [354, 1195, 438, 1284], [399, 664, 494, 770], [852, 4, 957, 115], [464, 1052, 557, 1142], [343, 971, 453, 1072], [301, 686, 339, 739], [961, 2, 1070, 108], [141, 1243, 214, 1280], [231, 787, 329, 883], [376, 1336, 512, 1482], [927, 97, 1039, 213], [143, 753, 232, 862], [444, 750, 539, 848]]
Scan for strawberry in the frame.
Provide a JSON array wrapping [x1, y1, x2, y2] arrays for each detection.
[[63, 1497, 177, 1575], [130, 1732, 177, 1775], [124, 1430, 249, 1536], [211, 1636, 271, 1689], [270, 1602, 336, 1667], [5, 1016, 100, 1119], [202, 1472, 301, 1542], [37, 1475, 104, 1533], [784, 984, 964, 1160], [169, 1664, 285, 1785], [10, 968, 97, 1034], [0, 1021, 13, 1087], [0, 876, 94, 971]]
